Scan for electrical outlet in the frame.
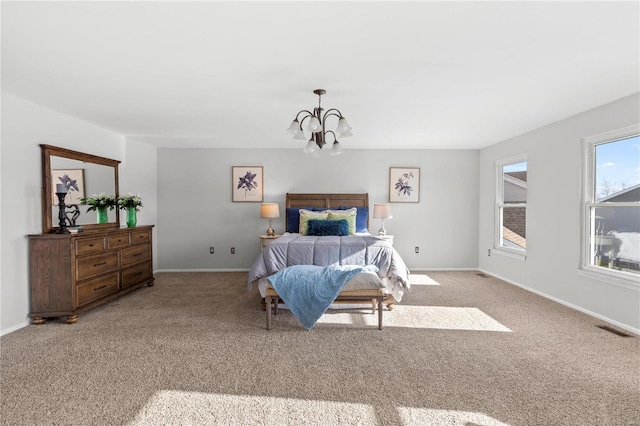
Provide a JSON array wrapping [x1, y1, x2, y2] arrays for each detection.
[[415, 247, 419, 254], [488, 249, 491, 257], [231, 247, 235, 254], [209, 247, 214, 254]]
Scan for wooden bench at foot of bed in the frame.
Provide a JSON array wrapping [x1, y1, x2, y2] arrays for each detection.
[[264, 287, 385, 330]]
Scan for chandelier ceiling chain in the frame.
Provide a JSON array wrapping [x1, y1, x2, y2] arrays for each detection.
[[286, 89, 352, 156]]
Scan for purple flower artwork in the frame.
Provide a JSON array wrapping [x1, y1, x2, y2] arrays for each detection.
[[232, 166, 263, 202], [389, 167, 420, 203]]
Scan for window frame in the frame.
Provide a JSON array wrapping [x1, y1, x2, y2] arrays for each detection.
[[580, 124, 640, 288], [494, 154, 528, 260]]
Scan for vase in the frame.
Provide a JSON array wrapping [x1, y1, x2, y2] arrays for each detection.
[[96, 207, 108, 224], [126, 207, 137, 228]]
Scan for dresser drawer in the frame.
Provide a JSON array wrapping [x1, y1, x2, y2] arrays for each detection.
[[121, 243, 151, 267], [75, 236, 106, 255], [77, 273, 119, 306], [122, 262, 152, 289], [108, 233, 131, 249], [132, 230, 151, 244], [76, 252, 119, 281]]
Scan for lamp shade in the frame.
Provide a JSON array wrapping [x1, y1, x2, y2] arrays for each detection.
[[373, 204, 392, 219], [260, 203, 280, 219], [304, 116, 322, 133], [330, 141, 343, 156]]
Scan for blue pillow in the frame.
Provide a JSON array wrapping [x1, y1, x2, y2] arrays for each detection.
[[340, 206, 369, 233], [286, 207, 313, 233], [306, 219, 350, 236]]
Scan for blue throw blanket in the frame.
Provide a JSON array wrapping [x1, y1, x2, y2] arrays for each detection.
[[267, 264, 378, 330]]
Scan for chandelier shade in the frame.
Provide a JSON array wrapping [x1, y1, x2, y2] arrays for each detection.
[[287, 89, 352, 155]]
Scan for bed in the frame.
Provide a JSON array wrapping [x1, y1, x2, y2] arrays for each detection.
[[247, 193, 411, 328]]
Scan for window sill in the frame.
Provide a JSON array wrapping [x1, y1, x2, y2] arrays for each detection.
[[577, 267, 640, 291], [492, 247, 526, 261]]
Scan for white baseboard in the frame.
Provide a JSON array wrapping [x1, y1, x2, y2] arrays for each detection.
[[1, 321, 30, 337], [479, 268, 640, 336]]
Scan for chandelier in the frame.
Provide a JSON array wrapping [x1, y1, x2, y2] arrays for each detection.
[[286, 89, 352, 156]]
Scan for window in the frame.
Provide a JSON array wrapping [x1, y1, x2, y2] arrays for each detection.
[[583, 126, 640, 283], [495, 155, 527, 257]]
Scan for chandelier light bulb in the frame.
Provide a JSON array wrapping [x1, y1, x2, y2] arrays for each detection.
[[303, 140, 317, 154], [336, 117, 352, 133], [293, 129, 307, 140], [305, 116, 322, 133], [330, 141, 343, 156], [286, 119, 300, 133]]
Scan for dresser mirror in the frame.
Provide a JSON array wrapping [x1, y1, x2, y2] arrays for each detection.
[[41, 144, 120, 233]]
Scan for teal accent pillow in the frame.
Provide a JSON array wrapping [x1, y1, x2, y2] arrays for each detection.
[[306, 219, 350, 236]]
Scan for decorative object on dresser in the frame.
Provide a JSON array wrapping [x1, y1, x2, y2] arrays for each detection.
[[286, 89, 351, 156], [232, 166, 263, 202], [389, 167, 420, 203], [79, 192, 118, 224], [54, 184, 70, 234], [118, 193, 143, 228], [31, 145, 154, 324], [373, 204, 392, 236], [260, 203, 279, 236]]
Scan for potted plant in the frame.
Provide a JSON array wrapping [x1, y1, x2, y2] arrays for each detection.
[[79, 193, 117, 224], [117, 193, 143, 228]]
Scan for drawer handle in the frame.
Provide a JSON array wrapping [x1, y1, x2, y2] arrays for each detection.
[[89, 243, 94, 247], [93, 262, 107, 267], [94, 285, 107, 291], [132, 272, 142, 277], [132, 253, 142, 257]]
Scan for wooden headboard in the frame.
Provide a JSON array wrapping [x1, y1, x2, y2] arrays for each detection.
[[285, 193, 369, 231]]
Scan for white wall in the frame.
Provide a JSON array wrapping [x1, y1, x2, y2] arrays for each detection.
[[156, 148, 480, 272], [120, 137, 158, 271], [0, 93, 157, 335], [478, 93, 640, 333]]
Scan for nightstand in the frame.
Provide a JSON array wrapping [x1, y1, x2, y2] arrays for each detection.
[[260, 234, 281, 251], [377, 235, 394, 246]]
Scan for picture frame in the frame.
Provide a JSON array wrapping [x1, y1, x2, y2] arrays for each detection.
[[232, 166, 263, 202], [52, 169, 86, 206], [389, 167, 420, 203]]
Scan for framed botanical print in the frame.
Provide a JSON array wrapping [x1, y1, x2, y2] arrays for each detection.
[[51, 169, 85, 206], [389, 167, 420, 203], [232, 166, 263, 202]]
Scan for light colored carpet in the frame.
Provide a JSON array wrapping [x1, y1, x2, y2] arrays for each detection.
[[1, 271, 638, 426]]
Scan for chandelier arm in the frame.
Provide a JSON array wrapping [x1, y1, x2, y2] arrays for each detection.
[[322, 108, 343, 121], [324, 130, 338, 143], [296, 110, 315, 130], [295, 110, 314, 120]]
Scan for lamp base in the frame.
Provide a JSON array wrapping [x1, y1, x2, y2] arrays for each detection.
[[266, 220, 275, 237], [378, 218, 386, 236]]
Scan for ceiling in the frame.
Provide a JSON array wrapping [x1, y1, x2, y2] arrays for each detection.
[[2, 1, 639, 150]]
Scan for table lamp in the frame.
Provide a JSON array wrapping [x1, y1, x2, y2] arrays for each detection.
[[260, 203, 280, 236], [373, 204, 392, 236]]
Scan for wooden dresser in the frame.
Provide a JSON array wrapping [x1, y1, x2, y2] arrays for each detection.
[[28, 225, 154, 324]]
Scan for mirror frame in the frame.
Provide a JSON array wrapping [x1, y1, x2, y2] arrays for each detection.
[[41, 144, 121, 233]]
